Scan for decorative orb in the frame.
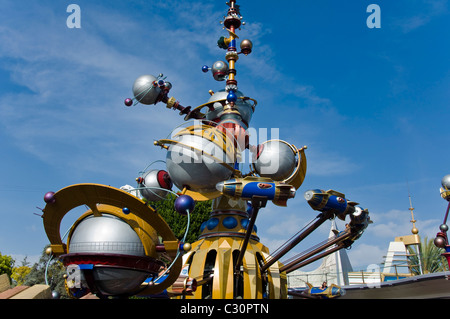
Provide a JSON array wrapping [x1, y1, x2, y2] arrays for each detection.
[[211, 60, 228, 81], [122, 207, 130, 214], [45, 247, 53, 255], [202, 65, 210, 73], [223, 216, 238, 229], [69, 214, 146, 256], [174, 195, 195, 215], [411, 227, 419, 234], [44, 191, 56, 204], [435, 236, 447, 248], [442, 174, 450, 190], [240, 39, 253, 55], [124, 98, 133, 106], [183, 243, 192, 252], [207, 217, 220, 230], [138, 169, 172, 202], [227, 90, 237, 103], [52, 291, 60, 299], [132, 74, 161, 105], [253, 140, 296, 181], [440, 224, 449, 232], [165, 125, 236, 193], [66, 214, 160, 296]]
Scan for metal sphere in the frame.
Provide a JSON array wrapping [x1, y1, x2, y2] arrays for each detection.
[[434, 236, 447, 248], [253, 140, 296, 181], [442, 174, 450, 190], [69, 214, 146, 256], [211, 60, 228, 81], [44, 191, 56, 204], [67, 214, 154, 296], [227, 90, 237, 103], [440, 224, 449, 232], [165, 126, 235, 193], [132, 74, 161, 105], [52, 291, 60, 299], [240, 39, 253, 55], [124, 98, 133, 106], [223, 216, 238, 229], [138, 169, 173, 201], [174, 194, 195, 215]]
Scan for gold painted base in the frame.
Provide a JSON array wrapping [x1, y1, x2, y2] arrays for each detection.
[[179, 236, 287, 299]]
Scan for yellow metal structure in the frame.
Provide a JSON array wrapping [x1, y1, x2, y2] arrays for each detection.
[[178, 196, 288, 299], [42, 183, 183, 295]]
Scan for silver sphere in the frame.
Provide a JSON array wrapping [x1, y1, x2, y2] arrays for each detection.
[[69, 214, 145, 256], [253, 140, 296, 181], [442, 174, 450, 190], [138, 169, 172, 201], [132, 74, 161, 105], [68, 214, 149, 296], [211, 61, 228, 81], [205, 89, 254, 125], [434, 236, 447, 248], [440, 224, 449, 232], [165, 126, 235, 193]]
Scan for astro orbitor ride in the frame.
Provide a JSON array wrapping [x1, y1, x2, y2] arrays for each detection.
[[41, 0, 371, 299]]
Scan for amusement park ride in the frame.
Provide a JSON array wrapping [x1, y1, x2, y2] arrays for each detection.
[[40, 0, 373, 299]]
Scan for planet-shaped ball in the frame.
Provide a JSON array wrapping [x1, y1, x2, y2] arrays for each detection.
[[253, 140, 296, 181], [132, 74, 161, 105], [138, 169, 173, 202], [165, 125, 235, 194], [211, 61, 228, 81], [44, 191, 56, 204], [67, 214, 156, 296], [174, 195, 195, 215], [434, 235, 447, 248]]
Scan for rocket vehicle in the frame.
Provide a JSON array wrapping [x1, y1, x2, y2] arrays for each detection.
[[304, 189, 359, 220], [216, 176, 296, 206], [289, 283, 345, 299]]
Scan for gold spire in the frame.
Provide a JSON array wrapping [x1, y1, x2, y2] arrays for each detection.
[[408, 193, 419, 235]]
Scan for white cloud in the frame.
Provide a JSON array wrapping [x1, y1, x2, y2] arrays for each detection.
[[306, 148, 361, 177], [346, 243, 386, 269], [394, 0, 448, 33]]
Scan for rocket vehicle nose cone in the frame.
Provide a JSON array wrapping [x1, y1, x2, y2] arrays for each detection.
[[216, 181, 225, 193]]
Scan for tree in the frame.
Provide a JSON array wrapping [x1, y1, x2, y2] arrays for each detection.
[[0, 253, 14, 280], [407, 236, 449, 275], [23, 245, 69, 298], [148, 194, 212, 243], [11, 256, 31, 286]]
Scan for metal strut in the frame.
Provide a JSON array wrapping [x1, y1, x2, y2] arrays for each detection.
[[260, 211, 333, 273]]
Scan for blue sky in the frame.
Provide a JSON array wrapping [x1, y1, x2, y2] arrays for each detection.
[[0, 0, 449, 271]]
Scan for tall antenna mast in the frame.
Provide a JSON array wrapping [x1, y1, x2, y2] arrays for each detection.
[[407, 181, 423, 275]]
